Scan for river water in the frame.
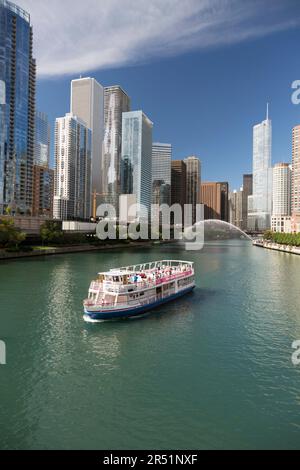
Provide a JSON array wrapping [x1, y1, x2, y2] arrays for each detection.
[[0, 241, 300, 449]]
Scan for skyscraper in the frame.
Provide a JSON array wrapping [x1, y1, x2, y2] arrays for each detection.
[[102, 86, 130, 210], [152, 143, 172, 206], [34, 111, 50, 167], [171, 160, 186, 224], [271, 163, 292, 233], [248, 106, 273, 231], [272, 163, 291, 216], [184, 156, 201, 224], [242, 174, 253, 231], [291, 125, 300, 232], [201, 182, 229, 222], [32, 166, 54, 218], [229, 189, 243, 229], [0, 0, 36, 215], [54, 113, 92, 221], [70, 77, 104, 197], [292, 126, 300, 212], [121, 111, 153, 220]]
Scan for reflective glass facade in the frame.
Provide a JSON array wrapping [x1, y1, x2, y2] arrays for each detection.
[[152, 143, 171, 206], [103, 86, 130, 210], [0, 0, 36, 215], [248, 115, 272, 230], [35, 111, 50, 167], [121, 111, 153, 220]]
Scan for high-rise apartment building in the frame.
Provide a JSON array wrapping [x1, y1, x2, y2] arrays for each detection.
[[121, 111, 153, 220], [102, 86, 130, 210], [152, 143, 172, 206], [184, 156, 201, 224], [242, 174, 253, 231], [54, 113, 92, 221], [70, 77, 104, 198], [292, 125, 300, 219], [272, 163, 291, 216], [271, 163, 292, 233], [291, 125, 300, 232], [201, 182, 229, 222], [248, 107, 273, 231], [35, 111, 50, 167], [0, 0, 36, 215]]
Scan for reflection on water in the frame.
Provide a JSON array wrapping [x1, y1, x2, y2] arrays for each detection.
[[0, 243, 300, 450]]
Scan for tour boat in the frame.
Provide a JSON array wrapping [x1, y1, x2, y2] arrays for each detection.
[[83, 260, 195, 322]]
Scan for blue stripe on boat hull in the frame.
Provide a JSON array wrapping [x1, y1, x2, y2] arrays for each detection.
[[84, 286, 195, 321]]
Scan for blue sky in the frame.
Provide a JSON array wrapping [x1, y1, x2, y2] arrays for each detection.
[[20, 0, 300, 190]]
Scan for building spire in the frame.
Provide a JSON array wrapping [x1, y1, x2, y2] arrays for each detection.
[[266, 102, 269, 120]]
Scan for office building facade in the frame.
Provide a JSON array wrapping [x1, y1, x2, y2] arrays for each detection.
[[229, 189, 243, 229], [34, 111, 50, 167], [0, 0, 36, 215], [248, 108, 273, 231], [201, 182, 229, 222], [152, 143, 172, 206], [121, 111, 153, 220], [184, 156, 201, 224], [32, 165, 54, 218], [71, 77, 104, 197], [242, 174, 253, 231], [102, 86, 130, 210]]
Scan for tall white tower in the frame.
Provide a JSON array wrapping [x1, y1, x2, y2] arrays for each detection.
[[248, 104, 273, 231], [54, 113, 92, 221]]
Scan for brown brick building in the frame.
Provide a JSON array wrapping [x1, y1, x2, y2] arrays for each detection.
[[200, 182, 229, 222]]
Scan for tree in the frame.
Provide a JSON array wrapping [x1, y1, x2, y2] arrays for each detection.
[[40, 221, 63, 245], [0, 218, 26, 249]]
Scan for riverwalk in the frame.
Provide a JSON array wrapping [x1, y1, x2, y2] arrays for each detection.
[[253, 239, 300, 255], [0, 241, 169, 261]]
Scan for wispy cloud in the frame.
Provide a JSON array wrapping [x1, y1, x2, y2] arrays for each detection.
[[18, 0, 300, 78]]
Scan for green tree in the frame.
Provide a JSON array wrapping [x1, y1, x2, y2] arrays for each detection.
[[40, 221, 64, 245], [0, 218, 26, 249]]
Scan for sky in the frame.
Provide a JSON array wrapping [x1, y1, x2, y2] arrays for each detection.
[[18, 0, 300, 190]]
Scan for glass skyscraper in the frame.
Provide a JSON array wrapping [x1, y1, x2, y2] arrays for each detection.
[[103, 86, 130, 210], [35, 111, 50, 167], [152, 143, 172, 206], [248, 107, 272, 231], [0, 0, 36, 215], [121, 111, 153, 220]]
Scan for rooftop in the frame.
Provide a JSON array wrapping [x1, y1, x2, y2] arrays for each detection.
[[0, 0, 30, 23]]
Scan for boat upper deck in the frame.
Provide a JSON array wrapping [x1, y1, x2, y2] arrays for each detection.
[[89, 260, 194, 294]]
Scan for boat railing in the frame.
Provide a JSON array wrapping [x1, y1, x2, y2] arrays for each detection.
[[89, 270, 194, 294]]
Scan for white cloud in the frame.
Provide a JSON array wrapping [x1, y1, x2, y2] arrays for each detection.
[[18, 0, 300, 78]]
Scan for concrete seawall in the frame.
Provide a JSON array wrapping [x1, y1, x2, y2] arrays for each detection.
[[0, 241, 170, 261], [253, 240, 300, 255]]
